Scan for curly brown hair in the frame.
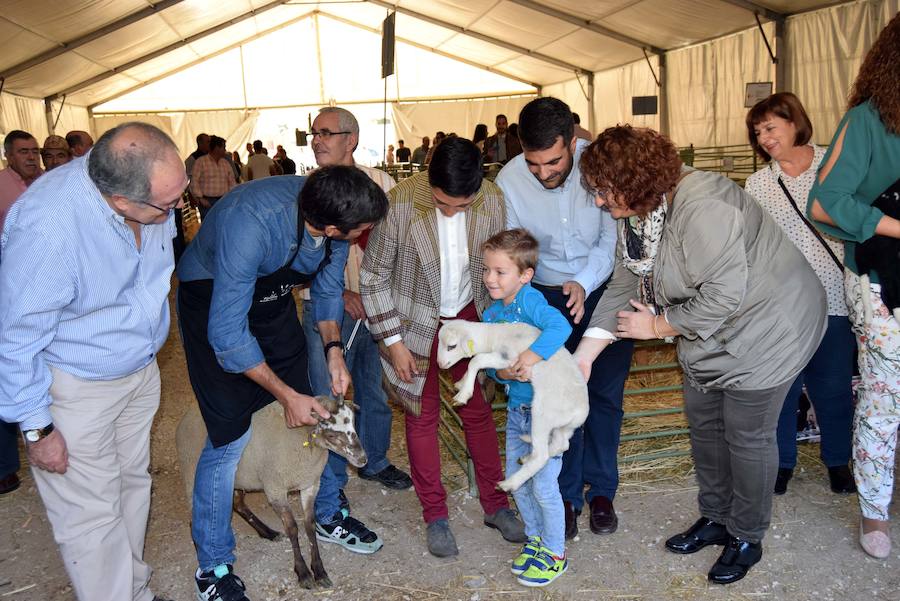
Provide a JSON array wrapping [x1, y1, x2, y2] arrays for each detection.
[[579, 125, 682, 216], [849, 12, 900, 134]]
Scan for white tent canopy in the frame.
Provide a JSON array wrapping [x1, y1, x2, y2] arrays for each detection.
[[0, 0, 897, 158]]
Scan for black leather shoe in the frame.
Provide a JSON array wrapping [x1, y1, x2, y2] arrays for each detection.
[[589, 496, 618, 534], [359, 464, 413, 490], [774, 467, 793, 495], [828, 465, 857, 494], [0, 472, 20, 495], [665, 517, 729, 554], [708, 536, 762, 584], [563, 501, 579, 540]]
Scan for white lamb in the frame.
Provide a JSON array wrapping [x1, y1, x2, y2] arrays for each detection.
[[437, 320, 589, 492]]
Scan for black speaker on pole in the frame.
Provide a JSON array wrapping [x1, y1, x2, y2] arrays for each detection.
[[382, 12, 395, 78]]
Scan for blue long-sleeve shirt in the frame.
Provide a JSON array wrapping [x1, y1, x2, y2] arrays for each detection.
[[482, 283, 571, 409], [0, 156, 175, 430], [496, 138, 617, 295], [177, 176, 347, 373]]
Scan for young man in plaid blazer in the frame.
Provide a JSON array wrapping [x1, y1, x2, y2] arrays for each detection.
[[360, 137, 526, 557]]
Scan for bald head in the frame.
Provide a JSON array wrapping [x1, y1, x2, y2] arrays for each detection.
[[89, 122, 182, 204], [65, 130, 94, 157]]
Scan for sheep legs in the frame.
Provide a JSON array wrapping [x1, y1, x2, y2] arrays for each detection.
[[299, 485, 331, 588], [271, 500, 319, 589], [233, 490, 280, 540], [498, 420, 552, 492], [452, 352, 511, 406]]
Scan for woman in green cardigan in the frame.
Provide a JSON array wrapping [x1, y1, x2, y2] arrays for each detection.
[[808, 12, 900, 560]]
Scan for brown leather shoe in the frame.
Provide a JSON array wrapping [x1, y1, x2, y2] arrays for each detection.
[[0, 472, 20, 495], [563, 501, 579, 540], [589, 496, 618, 534]]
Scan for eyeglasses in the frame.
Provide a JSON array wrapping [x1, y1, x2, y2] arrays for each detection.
[[310, 129, 352, 140]]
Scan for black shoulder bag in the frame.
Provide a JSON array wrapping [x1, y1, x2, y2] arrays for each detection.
[[777, 176, 844, 271]]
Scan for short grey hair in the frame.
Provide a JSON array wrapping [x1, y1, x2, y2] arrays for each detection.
[[88, 122, 178, 204], [318, 107, 359, 136]]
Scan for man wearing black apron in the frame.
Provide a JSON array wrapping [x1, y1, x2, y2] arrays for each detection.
[[177, 166, 389, 601]]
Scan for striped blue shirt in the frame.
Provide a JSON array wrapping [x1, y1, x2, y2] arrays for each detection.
[[0, 155, 175, 430]]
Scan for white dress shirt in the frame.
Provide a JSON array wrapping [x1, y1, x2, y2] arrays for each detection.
[[436, 208, 473, 317]]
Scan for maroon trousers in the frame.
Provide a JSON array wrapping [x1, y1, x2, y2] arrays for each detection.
[[405, 302, 509, 524]]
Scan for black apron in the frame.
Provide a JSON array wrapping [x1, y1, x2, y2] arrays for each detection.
[[177, 207, 332, 447]]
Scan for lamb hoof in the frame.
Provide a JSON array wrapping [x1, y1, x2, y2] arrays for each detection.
[[517, 454, 531, 465], [297, 575, 316, 590], [497, 478, 518, 492], [316, 575, 333, 589], [451, 392, 471, 406], [452, 379, 464, 391], [519, 434, 532, 443]]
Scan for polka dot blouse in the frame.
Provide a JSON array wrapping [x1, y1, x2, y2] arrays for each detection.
[[745, 145, 847, 316]]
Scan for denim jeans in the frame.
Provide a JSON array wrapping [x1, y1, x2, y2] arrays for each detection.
[[0, 420, 20, 478], [192, 428, 251, 571], [302, 303, 394, 522], [533, 283, 634, 508], [506, 406, 565, 557], [776, 315, 855, 469]]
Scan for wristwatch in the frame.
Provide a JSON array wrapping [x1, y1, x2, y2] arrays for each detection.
[[23, 423, 55, 444]]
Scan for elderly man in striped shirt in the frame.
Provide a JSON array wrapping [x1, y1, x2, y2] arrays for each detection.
[[0, 122, 187, 601], [190, 135, 236, 218]]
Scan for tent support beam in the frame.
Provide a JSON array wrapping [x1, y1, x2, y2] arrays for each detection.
[[717, 0, 785, 21], [88, 10, 318, 110], [321, 12, 540, 91], [92, 92, 540, 116], [365, 0, 590, 76], [658, 53, 669, 136], [505, 0, 665, 55], [45, 0, 295, 102], [587, 73, 594, 133], [0, 0, 186, 80], [774, 17, 785, 91]]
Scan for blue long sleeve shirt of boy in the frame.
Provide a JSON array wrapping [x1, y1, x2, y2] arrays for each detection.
[[482, 283, 572, 409]]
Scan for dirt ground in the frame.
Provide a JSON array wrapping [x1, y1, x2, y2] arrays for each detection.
[[2, 294, 900, 601]]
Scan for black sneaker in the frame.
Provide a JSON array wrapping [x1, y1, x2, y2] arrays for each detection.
[[195, 564, 250, 601], [359, 464, 413, 490], [315, 509, 383, 554]]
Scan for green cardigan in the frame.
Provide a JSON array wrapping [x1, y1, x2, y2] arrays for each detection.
[[807, 101, 900, 283]]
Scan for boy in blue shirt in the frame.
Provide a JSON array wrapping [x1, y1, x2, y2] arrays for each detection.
[[481, 228, 572, 587]]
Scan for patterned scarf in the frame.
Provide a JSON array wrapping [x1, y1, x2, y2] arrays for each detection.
[[619, 196, 667, 311]]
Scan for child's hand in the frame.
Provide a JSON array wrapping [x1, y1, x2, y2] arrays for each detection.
[[495, 368, 517, 380], [511, 349, 542, 382]]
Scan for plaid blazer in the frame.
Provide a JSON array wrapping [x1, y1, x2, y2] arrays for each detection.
[[360, 171, 506, 416]]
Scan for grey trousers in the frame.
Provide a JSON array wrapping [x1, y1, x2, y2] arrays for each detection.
[[682, 379, 793, 543]]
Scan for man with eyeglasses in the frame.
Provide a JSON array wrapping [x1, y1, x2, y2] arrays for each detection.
[[360, 137, 526, 558], [304, 107, 410, 555], [495, 97, 629, 542], [0, 122, 186, 601]]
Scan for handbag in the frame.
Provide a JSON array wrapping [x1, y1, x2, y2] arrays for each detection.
[[777, 177, 844, 271]]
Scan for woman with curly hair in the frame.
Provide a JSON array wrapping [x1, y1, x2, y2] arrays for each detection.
[[572, 125, 827, 584], [808, 13, 900, 559]]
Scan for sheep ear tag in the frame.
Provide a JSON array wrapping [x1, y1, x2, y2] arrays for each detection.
[[467, 339, 475, 355]]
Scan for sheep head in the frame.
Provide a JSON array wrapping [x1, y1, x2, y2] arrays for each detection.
[[437, 320, 475, 369], [311, 395, 368, 468]]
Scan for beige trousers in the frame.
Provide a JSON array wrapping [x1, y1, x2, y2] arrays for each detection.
[[32, 361, 160, 601]]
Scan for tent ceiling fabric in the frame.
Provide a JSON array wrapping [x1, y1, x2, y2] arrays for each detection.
[[0, 0, 848, 108]]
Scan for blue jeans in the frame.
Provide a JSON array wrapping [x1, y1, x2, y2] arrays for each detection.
[[302, 303, 394, 522], [506, 406, 565, 557], [0, 420, 20, 478], [533, 283, 635, 509], [776, 315, 855, 469], [192, 428, 251, 571]]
